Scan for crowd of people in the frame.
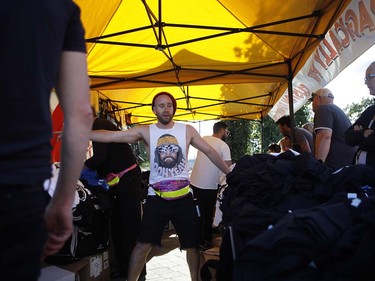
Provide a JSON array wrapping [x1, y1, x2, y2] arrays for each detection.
[[272, 63, 374, 171], [2, 1, 374, 280]]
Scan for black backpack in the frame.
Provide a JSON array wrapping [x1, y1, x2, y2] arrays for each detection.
[[45, 181, 111, 264]]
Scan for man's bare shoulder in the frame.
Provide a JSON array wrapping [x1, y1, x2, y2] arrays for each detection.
[[185, 123, 199, 138], [131, 124, 149, 131], [129, 124, 150, 142], [185, 123, 198, 133], [127, 124, 148, 134]]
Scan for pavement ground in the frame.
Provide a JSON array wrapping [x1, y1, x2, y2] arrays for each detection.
[[111, 227, 218, 281]]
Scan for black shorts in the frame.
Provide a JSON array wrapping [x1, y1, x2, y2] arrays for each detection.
[[139, 194, 200, 249]]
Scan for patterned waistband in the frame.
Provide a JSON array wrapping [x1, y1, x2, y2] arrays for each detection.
[[150, 179, 190, 192], [150, 179, 191, 200]]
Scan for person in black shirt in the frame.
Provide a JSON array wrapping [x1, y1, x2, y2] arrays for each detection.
[[345, 61, 375, 168], [0, 1, 93, 280], [85, 113, 146, 279]]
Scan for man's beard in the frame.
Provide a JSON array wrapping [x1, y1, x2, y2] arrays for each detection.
[[161, 157, 177, 168], [158, 114, 172, 125]]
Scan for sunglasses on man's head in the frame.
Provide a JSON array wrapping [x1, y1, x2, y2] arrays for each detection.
[[309, 92, 334, 101], [157, 144, 179, 154], [309, 92, 320, 101], [364, 73, 375, 83]]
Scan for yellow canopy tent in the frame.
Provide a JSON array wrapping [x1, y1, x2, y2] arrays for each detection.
[[74, 0, 350, 125]]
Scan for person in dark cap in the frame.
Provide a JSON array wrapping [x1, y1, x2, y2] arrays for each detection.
[[345, 61, 375, 168], [310, 88, 356, 170], [90, 92, 231, 281]]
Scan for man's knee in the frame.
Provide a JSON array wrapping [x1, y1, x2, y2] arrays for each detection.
[[186, 247, 199, 257], [133, 242, 152, 256]]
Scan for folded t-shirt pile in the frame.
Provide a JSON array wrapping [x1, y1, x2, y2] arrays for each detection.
[[217, 151, 375, 281]]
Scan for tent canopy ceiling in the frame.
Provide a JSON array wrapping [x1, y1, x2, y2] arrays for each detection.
[[74, 0, 350, 124]]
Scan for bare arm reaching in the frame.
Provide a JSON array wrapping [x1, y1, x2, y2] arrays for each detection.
[[224, 160, 232, 167], [44, 51, 93, 256], [91, 125, 149, 145], [314, 129, 332, 163], [299, 139, 312, 153]]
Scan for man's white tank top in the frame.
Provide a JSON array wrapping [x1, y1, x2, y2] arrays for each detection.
[[149, 122, 189, 185]]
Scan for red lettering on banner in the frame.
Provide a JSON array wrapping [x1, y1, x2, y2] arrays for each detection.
[[323, 38, 338, 63], [272, 0, 375, 120], [294, 84, 309, 97], [309, 1, 375, 85], [371, 0, 375, 14], [358, 0, 375, 32], [313, 50, 327, 70], [277, 94, 289, 106], [328, 30, 344, 53], [344, 9, 362, 38], [318, 45, 332, 66], [342, 10, 361, 42], [307, 60, 323, 83]]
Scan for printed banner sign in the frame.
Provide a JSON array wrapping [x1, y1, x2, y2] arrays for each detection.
[[269, 0, 375, 120]]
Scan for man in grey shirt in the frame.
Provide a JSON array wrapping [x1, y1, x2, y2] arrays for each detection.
[[276, 115, 313, 153], [310, 88, 356, 170]]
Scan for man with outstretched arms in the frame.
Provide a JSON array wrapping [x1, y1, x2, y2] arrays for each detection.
[[91, 92, 231, 281]]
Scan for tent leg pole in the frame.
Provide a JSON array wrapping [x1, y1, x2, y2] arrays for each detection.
[[287, 60, 295, 145]]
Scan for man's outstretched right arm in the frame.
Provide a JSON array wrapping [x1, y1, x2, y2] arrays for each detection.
[[91, 126, 145, 144]]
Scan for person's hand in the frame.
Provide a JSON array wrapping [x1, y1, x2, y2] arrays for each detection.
[[43, 202, 73, 257], [353, 125, 363, 131], [364, 129, 374, 138]]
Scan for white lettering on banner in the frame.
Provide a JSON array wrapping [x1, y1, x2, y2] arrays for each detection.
[[269, 0, 375, 120]]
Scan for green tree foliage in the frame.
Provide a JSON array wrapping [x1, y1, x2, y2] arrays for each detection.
[[261, 115, 283, 153], [226, 120, 252, 162], [294, 104, 313, 127], [344, 97, 374, 122], [131, 142, 149, 170]]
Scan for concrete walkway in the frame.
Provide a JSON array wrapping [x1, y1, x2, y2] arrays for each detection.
[[111, 228, 215, 281], [145, 230, 191, 280]]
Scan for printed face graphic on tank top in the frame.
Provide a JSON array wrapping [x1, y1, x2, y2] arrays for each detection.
[[153, 134, 186, 178]]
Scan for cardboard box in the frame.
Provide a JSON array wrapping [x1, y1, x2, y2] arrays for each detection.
[[212, 237, 222, 247], [203, 247, 220, 262], [78, 250, 110, 281], [38, 266, 75, 281], [42, 251, 110, 281]]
